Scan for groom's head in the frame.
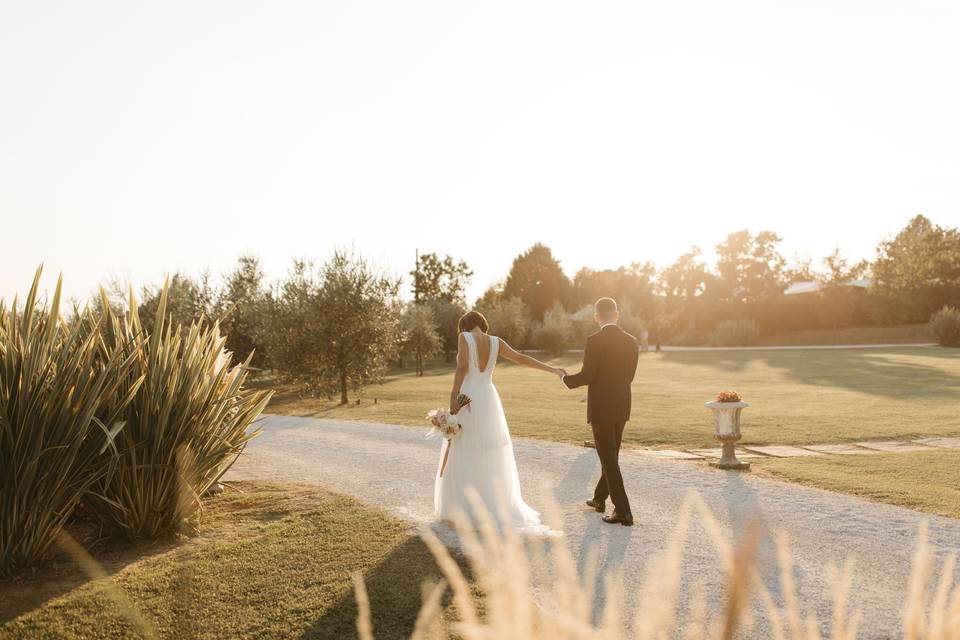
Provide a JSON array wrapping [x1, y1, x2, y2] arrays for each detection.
[[594, 297, 619, 326]]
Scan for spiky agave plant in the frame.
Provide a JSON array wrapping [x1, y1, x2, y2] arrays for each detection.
[[0, 267, 142, 575], [93, 280, 272, 539]]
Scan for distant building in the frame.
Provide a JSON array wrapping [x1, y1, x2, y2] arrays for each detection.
[[784, 278, 871, 296]]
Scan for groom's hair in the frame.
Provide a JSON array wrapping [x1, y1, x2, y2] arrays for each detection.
[[595, 297, 618, 318], [458, 310, 489, 334]]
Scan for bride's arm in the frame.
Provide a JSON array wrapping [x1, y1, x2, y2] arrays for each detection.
[[498, 339, 565, 378], [449, 333, 469, 412]]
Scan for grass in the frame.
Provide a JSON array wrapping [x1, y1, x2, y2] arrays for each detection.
[[753, 322, 934, 346], [753, 449, 960, 520], [259, 346, 960, 449], [0, 482, 456, 639]]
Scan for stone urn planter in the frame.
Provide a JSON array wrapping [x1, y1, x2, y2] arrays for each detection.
[[705, 399, 750, 470]]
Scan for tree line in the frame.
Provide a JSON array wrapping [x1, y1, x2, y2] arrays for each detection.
[[94, 214, 959, 403]]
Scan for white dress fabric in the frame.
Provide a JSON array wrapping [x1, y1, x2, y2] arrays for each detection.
[[434, 333, 550, 534]]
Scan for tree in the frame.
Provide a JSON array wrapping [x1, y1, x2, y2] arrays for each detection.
[[870, 215, 960, 323], [715, 230, 786, 308], [658, 248, 711, 303], [816, 248, 869, 328], [411, 253, 473, 304], [402, 304, 442, 375], [263, 260, 323, 388], [502, 243, 572, 321], [657, 247, 714, 337], [480, 296, 531, 348], [137, 272, 212, 334], [269, 252, 402, 404], [426, 298, 465, 362], [475, 283, 503, 309], [216, 255, 269, 368], [785, 255, 817, 284], [572, 262, 657, 319], [532, 303, 574, 356], [408, 252, 470, 362], [713, 230, 786, 333]]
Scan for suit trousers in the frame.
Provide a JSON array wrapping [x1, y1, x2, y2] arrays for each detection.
[[591, 421, 631, 516]]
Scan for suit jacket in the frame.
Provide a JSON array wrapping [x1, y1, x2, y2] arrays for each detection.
[[563, 324, 640, 425]]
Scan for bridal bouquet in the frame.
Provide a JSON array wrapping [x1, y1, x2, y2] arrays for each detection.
[[426, 394, 471, 440]]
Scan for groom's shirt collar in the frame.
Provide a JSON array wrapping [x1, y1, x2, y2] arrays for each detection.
[[600, 322, 618, 330]]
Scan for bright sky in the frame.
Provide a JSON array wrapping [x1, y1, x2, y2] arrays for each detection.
[[2, 0, 959, 304]]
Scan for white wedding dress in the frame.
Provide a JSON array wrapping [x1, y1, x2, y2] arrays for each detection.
[[434, 333, 551, 534]]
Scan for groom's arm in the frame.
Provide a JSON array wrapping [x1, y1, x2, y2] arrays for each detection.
[[562, 337, 599, 389]]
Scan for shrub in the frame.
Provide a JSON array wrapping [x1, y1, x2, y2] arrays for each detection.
[[668, 327, 710, 346], [1, 269, 140, 575], [92, 284, 272, 539], [482, 297, 531, 349], [532, 303, 573, 356], [709, 318, 760, 347], [570, 305, 596, 342], [930, 306, 960, 347], [617, 302, 647, 339]]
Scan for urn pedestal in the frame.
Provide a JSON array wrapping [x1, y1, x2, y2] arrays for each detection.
[[705, 400, 750, 470]]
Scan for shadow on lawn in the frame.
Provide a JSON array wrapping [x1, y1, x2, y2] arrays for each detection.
[[660, 348, 960, 400], [301, 535, 466, 640], [0, 532, 184, 624]]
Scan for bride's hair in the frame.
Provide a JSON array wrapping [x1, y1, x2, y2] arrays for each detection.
[[458, 310, 488, 334]]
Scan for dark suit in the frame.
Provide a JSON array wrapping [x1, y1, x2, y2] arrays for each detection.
[[563, 324, 639, 516]]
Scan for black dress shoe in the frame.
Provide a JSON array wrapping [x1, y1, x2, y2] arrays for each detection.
[[585, 499, 606, 513], [602, 512, 634, 526]]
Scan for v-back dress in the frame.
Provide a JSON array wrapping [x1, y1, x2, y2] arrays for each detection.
[[433, 332, 549, 533]]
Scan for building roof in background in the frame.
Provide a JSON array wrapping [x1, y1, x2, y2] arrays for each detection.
[[784, 278, 872, 296]]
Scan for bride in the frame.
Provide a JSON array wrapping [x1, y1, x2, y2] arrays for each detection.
[[434, 310, 565, 534]]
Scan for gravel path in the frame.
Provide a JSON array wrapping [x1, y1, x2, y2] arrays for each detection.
[[226, 415, 960, 639], [525, 343, 937, 354]]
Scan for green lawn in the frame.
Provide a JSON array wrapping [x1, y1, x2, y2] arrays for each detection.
[[753, 322, 934, 346], [754, 450, 960, 520], [262, 346, 960, 449], [0, 482, 456, 639]]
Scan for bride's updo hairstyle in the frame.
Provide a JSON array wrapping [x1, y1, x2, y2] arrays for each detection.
[[458, 310, 489, 334]]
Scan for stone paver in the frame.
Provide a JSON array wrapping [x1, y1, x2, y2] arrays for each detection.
[[743, 445, 823, 458], [636, 449, 704, 460], [684, 447, 764, 459], [628, 438, 960, 460], [854, 440, 937, 453], [913, 437, 960, 449], [804, 443, 879, 455]]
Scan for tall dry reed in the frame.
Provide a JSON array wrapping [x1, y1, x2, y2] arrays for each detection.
[[355, 491, 960, 639]]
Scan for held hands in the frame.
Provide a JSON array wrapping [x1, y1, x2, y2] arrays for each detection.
[[553, 367, 568, 382]]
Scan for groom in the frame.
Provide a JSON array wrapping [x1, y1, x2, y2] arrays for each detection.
[[562, 297, 640, 526]]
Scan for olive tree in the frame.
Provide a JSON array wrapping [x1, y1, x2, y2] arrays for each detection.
[[269, 252, 402, 404], [403, 303, 442, 375]]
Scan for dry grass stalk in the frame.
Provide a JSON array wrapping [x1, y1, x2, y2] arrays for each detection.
[[54, 530, 158, 639], [355, 490, 960, 640]]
